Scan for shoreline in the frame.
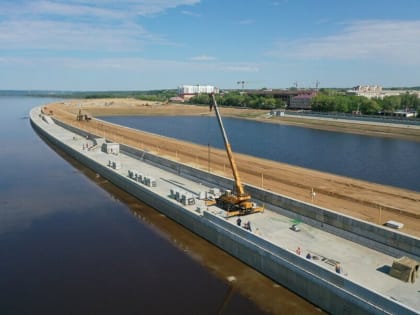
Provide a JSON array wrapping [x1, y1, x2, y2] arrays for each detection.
[[45, 99, 420, 238], [264, 115, 420, 142], [58, 98, 420, 142], [31, 105, 420, 314]]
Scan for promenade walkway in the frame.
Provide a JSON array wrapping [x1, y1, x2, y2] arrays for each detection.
[[32, 107, 420, 313]]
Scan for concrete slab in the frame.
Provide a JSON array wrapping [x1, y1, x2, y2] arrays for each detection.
[[31, 108, 420, 313]]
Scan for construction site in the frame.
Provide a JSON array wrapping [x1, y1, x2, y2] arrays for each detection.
[[44, 98, 420, 237], [32, 97, 420, 314]]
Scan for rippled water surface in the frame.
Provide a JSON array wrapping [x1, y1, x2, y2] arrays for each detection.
[[102, 115, 420, 192], [0, 97, 322, 314]]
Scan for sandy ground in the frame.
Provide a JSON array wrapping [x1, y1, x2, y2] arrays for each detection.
[[45, 99, 420, 238], [58, 98, 420, 141]]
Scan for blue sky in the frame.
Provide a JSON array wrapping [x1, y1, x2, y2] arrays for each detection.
[[1, 0, 419, 90]]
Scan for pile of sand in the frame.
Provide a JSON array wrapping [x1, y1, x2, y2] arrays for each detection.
[[45, 100, 420, 237]]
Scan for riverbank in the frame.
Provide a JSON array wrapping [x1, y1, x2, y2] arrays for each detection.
[[56, 98, 420, 142], [45, 99, 420, 238], [31, 106, 420, 314], [268, 114, 420, 142]]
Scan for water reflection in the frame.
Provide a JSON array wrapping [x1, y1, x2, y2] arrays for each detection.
[[39, 135, 322, 314], [102, 115, 420, 191], [0, 97, 322, 314], [0, 97, 67, 235]]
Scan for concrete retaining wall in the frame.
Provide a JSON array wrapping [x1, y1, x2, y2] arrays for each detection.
[[33, 111, 419, 314], [120, 142, 420, 260], [205, 212, 416, 315], [52, 117, 420, 260], [250, 190, 420, 260]]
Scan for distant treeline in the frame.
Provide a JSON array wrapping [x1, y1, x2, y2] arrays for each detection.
[[188, 92, 286, 109], [82, 90, 178, 101], [312, 89, 420, 114], [189, 90, 420, 114], [2, 89, 419, 115], [0, 90, 178, 100]]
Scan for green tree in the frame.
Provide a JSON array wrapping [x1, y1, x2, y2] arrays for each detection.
[[311, 94, 336, 112], [335, 96, 349, 112], [380, 96, 401, 112], [359, 98, 380, 114], [222, 92, 245, 107], [401, 93, 418, 110], [188, 93, 211, 105], [261, 96, 277, 109]]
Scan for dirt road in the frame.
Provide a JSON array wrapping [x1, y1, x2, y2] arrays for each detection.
[[45, 99, 420, 237]]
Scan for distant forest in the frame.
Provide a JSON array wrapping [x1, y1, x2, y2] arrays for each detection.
[[187, 92, 286, 110], [2, 88, 419, 115], [0, 89, 178, 100], [189, 89, 420, 115], [311, 89, 420, 114]]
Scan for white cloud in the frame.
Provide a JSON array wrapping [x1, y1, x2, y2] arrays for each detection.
[[129, 0, 200, 16], [3, 0, 201, 18], [0, 19, 153, 51], [271, 1, 288, 6], [0, 0, 200, 55], [181, 10, 200, 17], [221, 65, 260, 72], [239, 19, 255, 25], [0, 0, 204, 52], [315, 18, 330, 25], [0, 0, 201, 51], [268, 20, 420, 65], [1, 55, 260, 75], [29, 1, 124, 19], [190, 55, 216, 61]]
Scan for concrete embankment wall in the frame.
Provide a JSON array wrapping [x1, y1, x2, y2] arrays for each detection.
[[51, 117, 420, 260], [204, 211, 418, 315], [118, 142, 420, 261], [250, 188, 420, 260], [38, 113, 419, 314]]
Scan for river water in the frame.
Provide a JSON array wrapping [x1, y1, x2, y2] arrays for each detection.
[[0, 96, 323, 314], [102, 115, 420, 192]]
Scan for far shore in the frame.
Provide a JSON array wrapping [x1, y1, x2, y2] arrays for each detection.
[[57, 98, 420, 142], [45, 98, 420, 237]]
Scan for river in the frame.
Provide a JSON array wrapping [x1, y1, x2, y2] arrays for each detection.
[[0, 96, 323, 314], [101, 115, 420, 192]]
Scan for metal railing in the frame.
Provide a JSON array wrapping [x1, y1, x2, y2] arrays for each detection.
[[284, 111, 420, 126]]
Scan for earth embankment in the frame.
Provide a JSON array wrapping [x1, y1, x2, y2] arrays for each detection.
[[44, 99, 420, 237]]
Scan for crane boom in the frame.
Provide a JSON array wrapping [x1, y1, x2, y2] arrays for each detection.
[[210, 94, 246, 196], [208, 93, 263, 217]]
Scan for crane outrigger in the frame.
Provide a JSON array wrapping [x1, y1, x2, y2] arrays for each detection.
[[209, 93, 264, 217]]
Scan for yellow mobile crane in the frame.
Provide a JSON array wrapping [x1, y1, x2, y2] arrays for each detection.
[[76, 108, 92, 121], [209, 93, 264, 217]]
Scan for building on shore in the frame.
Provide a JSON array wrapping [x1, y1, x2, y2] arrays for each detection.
[[348, 85, 383, 98], [379, 110, 418, 118], [245, 89, 318, 109], [288, 92, 317, 110], [178, 85, 219, 100], [169, 96, 185, 103], [348, 85, 420, 99]]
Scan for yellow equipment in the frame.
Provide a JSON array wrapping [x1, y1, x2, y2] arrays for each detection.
[[209, 94, 264, 217], [77, 109, 92, 121]]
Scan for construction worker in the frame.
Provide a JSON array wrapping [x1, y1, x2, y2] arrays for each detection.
[[236, 217, 242, 227], [335, 263, 341, 274]]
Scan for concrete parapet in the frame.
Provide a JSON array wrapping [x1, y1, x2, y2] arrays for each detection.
[[52, 116, 420, 260], [203, 211, 419, 314], [31, 109, 420, 314], [131, 142, 420, 260], [246, 186, 420, 260]]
